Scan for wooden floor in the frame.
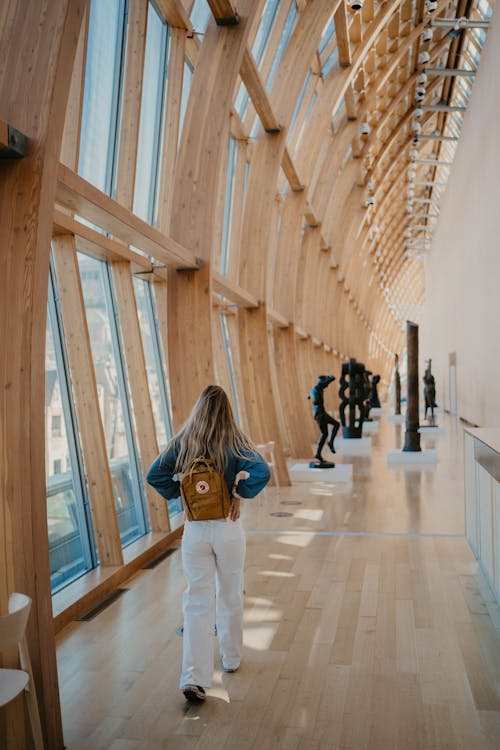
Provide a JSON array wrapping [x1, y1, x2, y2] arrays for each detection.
[[56, 414, 500, 749]]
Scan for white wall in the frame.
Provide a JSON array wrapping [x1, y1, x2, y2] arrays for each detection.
[[422, 11, 500, 427]]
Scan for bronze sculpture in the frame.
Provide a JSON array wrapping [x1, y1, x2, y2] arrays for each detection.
[[394, 354, 401, 415], [339, 358, 366, 438], [307, 375, 339, 467], [369, 374, 381, 409], [403, 321, 421, 452], [423, 359, 437, 424]]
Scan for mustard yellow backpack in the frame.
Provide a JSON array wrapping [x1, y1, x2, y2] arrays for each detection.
[[180, 457, 231, 521]]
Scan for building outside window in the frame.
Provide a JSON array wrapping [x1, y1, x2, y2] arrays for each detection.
[[46, 267, 96, 592], [78, 253, 149, 546]]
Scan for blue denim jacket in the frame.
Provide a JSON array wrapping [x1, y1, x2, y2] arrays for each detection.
[[146, 445, 271, 501]]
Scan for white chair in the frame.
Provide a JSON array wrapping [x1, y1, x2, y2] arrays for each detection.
[[0, 593, 44, 749], [256, 441, 280, 496]]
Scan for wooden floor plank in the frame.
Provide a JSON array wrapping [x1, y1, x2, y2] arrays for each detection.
[[56, 415, 500, 749]]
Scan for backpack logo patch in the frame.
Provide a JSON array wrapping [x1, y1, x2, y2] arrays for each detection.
[[196, 480, 210, 494]]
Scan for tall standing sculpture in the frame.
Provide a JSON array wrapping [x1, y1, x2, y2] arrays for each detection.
[[394, 353, 401, 415], [369, 374, 381, 408], [339, 358, 366, 438], [307, 375, 339, 467], [423, 359, 437, 424], [403, 321, 421, 452], [362, 369, 373, 421]]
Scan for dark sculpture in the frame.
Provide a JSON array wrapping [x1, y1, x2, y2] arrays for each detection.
[[394, 354, 401, 415], [369, 374, 381, 408], [339, 358, 367, 438], [423, 359, 437, 424], [362, 369, 373, 421], [403, 321, 421, 452], [307, 375, 339, 468]]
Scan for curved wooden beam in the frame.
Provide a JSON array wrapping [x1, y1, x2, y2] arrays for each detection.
[[0, 2, 87, 747]]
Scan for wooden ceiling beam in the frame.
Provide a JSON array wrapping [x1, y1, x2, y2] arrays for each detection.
[[155, 0, 192, 30], [53, 210, 157, 275], [56, 164, 199, 269], [212, 271, 260, 308], [240, 49, 281, 132], [335, 2, 352, 67], [207, 0, 239, 25], [282, 147, 305, 191]]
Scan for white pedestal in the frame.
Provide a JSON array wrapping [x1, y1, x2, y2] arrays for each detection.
[[369, 407, 386, 417], [387, 414, 405, 423], [419, 425, 444, 436], [387, 449, 437, 464], [289, 463, 353, 483], [362, 421, 379, 434], [335, 437, 372, 453]]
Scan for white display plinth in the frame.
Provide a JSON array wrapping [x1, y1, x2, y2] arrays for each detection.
[[289, 463, 353, 483], [362, 421, 379, 434], [419, 425, 444, 436], [387, 414, 405, 423], [335, 437, 372, 453], [387, 449, 437, 464], [369, 407, 386, 417]]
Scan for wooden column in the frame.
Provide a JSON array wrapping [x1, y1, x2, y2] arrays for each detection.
[[52, 237, 124, 564], [0, 2, 87, 747], [403, 320, 421, 452], [236, 1, 333, 486], [238, 305, 289, 485], [111, 262, 170, 532], [273, 326, 312, 458], [166, 2, 257, 428]]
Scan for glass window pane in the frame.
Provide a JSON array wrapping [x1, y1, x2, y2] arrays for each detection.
[[79, 0, 127, 194], [134, 4, 169, 223], [46, 302, 93, 591], [190, 0, 212, 32], [220, 136, 237, 274], [220, 313, 241, 424], [179, 61, 193, 143], [252, 0, 280, 66], [266, 2, 298, 92], [133, 277, 171, 448], [78, 253, 147, 546], [288, 70, 311, 142]]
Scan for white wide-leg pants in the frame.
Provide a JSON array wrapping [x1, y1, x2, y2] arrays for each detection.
[[180, 518, 246, 689]]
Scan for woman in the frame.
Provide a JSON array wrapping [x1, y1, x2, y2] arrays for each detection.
[[146, 385, 271, 702]]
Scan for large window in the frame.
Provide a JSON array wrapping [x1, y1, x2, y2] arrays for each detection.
[[133, 277, 172, 448], [78, 253, 149, 545], [220, 136, 238, 275], [78, 0, 128, 194], [265, 0, 298, 92], [190, 0, 212, 32], [134, 3, 170, 224], [46, 268, 95, 592], [220, 313, 242, 425], [179, 61, 194, 143]]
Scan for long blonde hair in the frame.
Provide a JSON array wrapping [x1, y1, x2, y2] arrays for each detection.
[[164, 385, 256, 473]]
